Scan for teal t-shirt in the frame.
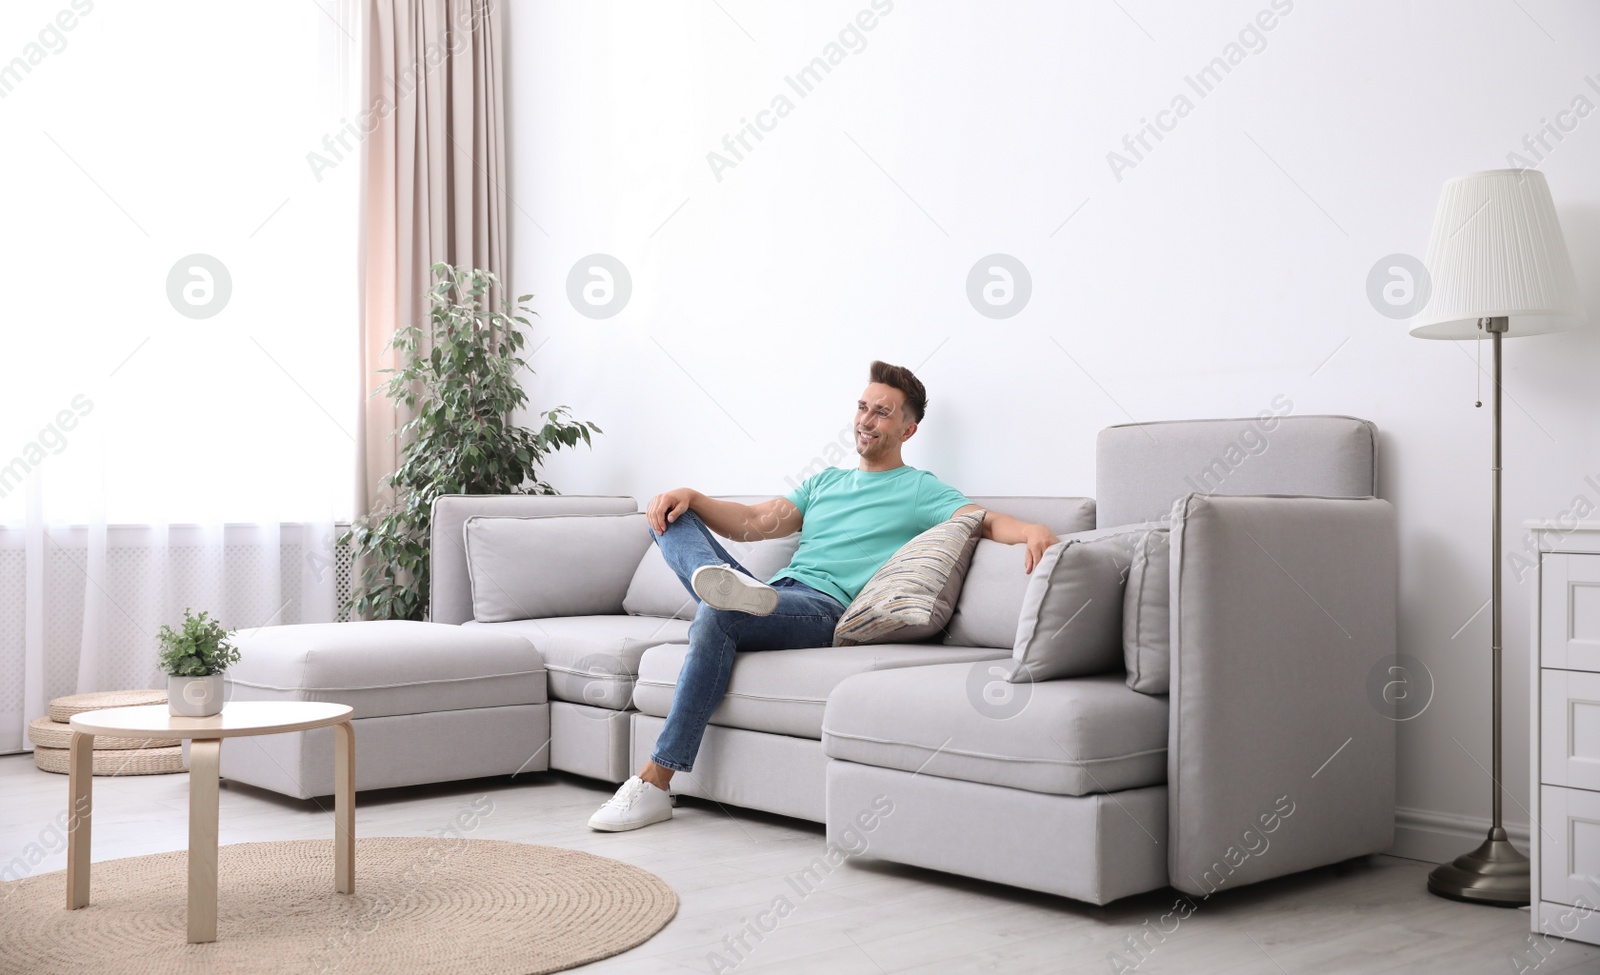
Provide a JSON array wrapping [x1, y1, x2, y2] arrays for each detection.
[[771, 465, 972, 607]]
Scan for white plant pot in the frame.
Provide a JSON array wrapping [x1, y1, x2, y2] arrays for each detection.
[[168, 674, 225, 717]]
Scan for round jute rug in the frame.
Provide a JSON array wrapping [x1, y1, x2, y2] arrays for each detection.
[[1, 837, 678, 975]]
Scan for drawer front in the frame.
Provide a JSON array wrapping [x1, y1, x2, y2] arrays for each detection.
[[1539, 786, 1600, 908], [1543, 553, 1600, 672], [1543, 671, 1600, 791]]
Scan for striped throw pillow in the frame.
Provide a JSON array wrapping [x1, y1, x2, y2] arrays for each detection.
[[832, 509, 987, 647]]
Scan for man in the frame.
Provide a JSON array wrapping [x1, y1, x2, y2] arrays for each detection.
[[588, 360, 1060, 831]]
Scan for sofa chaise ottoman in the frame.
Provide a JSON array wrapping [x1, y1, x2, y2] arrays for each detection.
[[219, 620, 549, 799]]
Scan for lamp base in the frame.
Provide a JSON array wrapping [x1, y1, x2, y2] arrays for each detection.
[[1426, 827, 1529, 907]]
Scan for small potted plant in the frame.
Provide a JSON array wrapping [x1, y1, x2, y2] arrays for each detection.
[[157, 610, 241, 717]]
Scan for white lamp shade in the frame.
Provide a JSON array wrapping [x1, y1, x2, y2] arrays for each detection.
[[1410, 168, 1582, 339]]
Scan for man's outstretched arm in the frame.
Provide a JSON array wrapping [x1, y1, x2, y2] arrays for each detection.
[[647, 488, 802, 542], [954, 504, 1059, 574]]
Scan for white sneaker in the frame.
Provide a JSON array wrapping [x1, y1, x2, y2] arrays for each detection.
[[588, 776, 674, 832], [692, 564, 779, 616]]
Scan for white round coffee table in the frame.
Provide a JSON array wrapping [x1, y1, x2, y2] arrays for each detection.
[[65, 701, 356, 943]]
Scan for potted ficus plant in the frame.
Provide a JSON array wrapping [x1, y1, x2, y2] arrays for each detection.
[[341, 263, 600, 621], [157, 610, 241, 717]]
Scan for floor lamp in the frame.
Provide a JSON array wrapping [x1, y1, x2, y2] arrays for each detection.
[[1410, 169, 1582, 906]]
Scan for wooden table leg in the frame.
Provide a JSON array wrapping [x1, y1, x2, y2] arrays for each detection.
[[187, 738, 221, 944], [66, 731, 93, 910], [333, 721, 355, 894]]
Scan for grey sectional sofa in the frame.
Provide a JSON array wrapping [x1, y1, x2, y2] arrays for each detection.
[[227, 414, 1397, 906]]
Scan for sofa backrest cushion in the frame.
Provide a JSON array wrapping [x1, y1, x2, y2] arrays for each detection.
[[967, 496, 1097, 536], [430, 494, 637, 624], [1122, 527, 1172, 694], [622, 533, 802, 620], [1011, 525, 1150, 682], [833, 509, 986, 646], [1095, 415, 1378, 528], [622, 547, 696, 621], [941, 539, 1031, 649], [463, 513, 651, 623]]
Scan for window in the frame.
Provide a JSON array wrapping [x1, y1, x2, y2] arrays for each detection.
[[0, 0, 360, 524]]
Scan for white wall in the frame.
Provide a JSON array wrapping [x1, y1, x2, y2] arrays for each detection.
[[504, 0, 1600, 856]]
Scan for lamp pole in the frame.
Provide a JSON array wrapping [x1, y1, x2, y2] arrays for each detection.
[[1427, 315, 1529, 906], [1491, 318, 1503, 838]]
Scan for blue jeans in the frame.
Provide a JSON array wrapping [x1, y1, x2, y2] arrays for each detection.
[[647, 510, 844, 772]]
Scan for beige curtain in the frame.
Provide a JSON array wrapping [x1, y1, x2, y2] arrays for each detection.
[[356, 0, 508, 522]]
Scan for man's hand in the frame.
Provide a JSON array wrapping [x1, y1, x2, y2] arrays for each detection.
[[646, 488, 699, 533], [1021, 523, 1060, 574]]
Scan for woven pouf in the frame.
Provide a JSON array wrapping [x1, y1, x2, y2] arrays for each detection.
[[28, 716, 179, 751], [33, 744, 186, 776], [48, 688, 168, 723], [36, 689, 185, 776]]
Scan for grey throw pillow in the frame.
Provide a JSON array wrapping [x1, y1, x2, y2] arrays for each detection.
[[1122, 529, 1171, 694], [1010, 525, 1150, 682], [464, 513, 650, 623], [833, 509, 987, 646]]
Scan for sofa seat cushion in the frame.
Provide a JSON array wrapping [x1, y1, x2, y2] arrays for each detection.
[[822, 662, 1168, 796], [632, 643, 1010, 739], [465, 616, 691, 710], [227, 620, 546, 720]]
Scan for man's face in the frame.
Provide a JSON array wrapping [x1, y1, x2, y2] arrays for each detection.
[[855, 383, 915, 459]]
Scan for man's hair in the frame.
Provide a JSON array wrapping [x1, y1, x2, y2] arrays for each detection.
[[869, 360, 928, 424]]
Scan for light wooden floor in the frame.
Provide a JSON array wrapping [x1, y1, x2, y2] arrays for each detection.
[[2, 753, 1593, 974]]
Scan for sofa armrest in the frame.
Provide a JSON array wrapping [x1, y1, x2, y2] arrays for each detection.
[[429, 494, 637, 624], [1167, 493, 1396, 897]]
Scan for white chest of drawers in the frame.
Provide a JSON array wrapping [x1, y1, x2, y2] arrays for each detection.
[[1531, 522, 1600, 945]]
